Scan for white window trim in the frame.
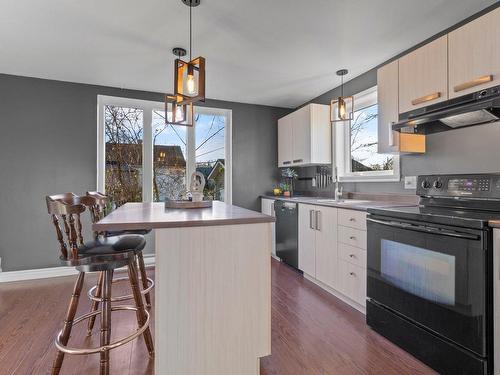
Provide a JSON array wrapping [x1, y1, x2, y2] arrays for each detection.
[[335, 86, 400, 183], [97, 95, 232, 204]]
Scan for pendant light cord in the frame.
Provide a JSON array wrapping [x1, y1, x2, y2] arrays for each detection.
[[189, 3, 192, 61]]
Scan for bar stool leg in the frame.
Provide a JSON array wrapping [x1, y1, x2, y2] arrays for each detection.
[[136, 252, 152, 308], [128, 257, 155, 356], [99, 269, 113, 375], [52, 271, 85, 375], [87, 271, 104, 335]]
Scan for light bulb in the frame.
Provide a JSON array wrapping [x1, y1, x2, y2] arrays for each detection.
[[338, 98, 346, 120], [186, 73, 196, 95]]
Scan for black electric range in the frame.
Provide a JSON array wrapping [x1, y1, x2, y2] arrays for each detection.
[[366, 173, 500, 375]]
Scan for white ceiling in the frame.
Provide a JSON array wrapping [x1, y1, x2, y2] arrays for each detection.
[[0, 0, 497, 108]]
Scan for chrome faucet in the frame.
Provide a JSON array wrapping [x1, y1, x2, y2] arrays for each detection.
[[334, 167, 343, 202]]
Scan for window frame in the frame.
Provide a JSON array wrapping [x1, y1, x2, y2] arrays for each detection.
[[97, 95, 232, 203], [335, 86, 400, 182]]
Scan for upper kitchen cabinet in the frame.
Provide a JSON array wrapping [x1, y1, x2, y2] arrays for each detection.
[[399, 36, 448, 114], [448, 7, 500, 99], [277, 104, 331, 167], [377, 60, 426, 154], [277, 114, 293, 166]]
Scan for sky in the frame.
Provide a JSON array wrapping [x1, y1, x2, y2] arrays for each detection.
[[351, 104, 393, 169], [152, 111, 225, 163]]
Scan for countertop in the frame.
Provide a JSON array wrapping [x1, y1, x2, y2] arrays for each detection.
[[93, 201, 275, 231], [261, 195, 417, 212]]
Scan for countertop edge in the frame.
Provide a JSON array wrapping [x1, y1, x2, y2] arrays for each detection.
[[260, 195, 415, 212], [93, 216, 275, 231]]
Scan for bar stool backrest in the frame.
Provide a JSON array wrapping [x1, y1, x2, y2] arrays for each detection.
[[86, 191, 111, 223], [46, 196, 90, 261]]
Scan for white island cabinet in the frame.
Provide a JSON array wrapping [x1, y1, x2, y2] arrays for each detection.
[[93, 201, 274, 375]]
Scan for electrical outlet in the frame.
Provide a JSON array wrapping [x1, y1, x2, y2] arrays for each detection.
[[404, 176, 417, 189]]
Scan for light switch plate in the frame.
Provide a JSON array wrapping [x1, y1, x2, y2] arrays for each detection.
[[404, 176, 417, 189]]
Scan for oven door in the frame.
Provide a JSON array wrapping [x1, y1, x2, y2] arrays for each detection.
[[367, 215, 488, 356]]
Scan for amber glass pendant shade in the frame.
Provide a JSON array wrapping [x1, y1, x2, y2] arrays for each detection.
[[165, 95, 194, 127], [174, 57, 205, 106], [330, 95, 354, 122]]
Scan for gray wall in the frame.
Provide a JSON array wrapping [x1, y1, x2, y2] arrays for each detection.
[[0, 74, 288, 271], [298, 2, 500, 195]]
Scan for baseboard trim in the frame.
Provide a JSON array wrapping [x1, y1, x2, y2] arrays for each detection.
[[0, 255, 156, 283]]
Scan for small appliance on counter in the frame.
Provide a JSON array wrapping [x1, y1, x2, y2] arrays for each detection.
[[366, 173, 500, 375]]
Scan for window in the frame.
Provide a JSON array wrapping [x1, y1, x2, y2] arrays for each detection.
[[335, 86, 399, 181], [97, 96, 232, 205]]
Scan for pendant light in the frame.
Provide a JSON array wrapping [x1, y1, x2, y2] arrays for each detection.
[[165, 0, 206, 126], [330, 69, 354, 123]]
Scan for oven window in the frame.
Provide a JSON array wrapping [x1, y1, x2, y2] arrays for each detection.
[[381, 239, 456, 305]]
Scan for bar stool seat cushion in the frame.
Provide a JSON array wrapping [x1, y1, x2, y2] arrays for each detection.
[[78, 235, 146, 257]]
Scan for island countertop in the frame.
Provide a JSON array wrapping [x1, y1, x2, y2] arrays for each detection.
[[92, 201, 275, 232]]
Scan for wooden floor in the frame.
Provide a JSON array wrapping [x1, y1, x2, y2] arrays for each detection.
[[0, 259, 436, 374]]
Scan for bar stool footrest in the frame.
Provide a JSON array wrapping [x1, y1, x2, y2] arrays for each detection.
[[87, 276, 154, 303], [55, 305, 151, 355]]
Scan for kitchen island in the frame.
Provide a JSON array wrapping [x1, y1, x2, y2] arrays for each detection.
[[93, 201, 274, 375]]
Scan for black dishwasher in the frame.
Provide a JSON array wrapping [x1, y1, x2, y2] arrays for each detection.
[[274, 200, 298, 269]]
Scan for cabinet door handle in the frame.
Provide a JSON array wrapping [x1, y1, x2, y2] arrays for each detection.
[[411, 92, 441, 106], [315, 210, 321, 231], [309, 210, 315, 230], [349, 254, 356, 258], [283, 161, 292, 165], [293, 159, 303, 163], [349, 272, 356, 276], [349, 236, 356, 240], [454, 75, 493, 93], [349, 217, 356, 222]]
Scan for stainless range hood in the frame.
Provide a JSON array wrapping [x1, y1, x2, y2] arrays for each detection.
[[393, 85, 500, 134]]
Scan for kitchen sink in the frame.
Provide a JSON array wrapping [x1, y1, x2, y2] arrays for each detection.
[[316, 199, 370, 205]]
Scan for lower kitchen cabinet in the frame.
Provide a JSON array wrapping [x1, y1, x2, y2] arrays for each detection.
[[261, 198, 276, 256], [338, 260, 367, 307], [314, 206, 338, 289], [298, 205, 367, 312], [298, 204, 319, 277]]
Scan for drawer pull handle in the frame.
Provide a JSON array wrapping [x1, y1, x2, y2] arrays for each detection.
[[293, 159, 303, 163], [349, 272, 356, 276], [283, 161, 292, 165], [454, 75, 493, 93], [349, 254, 355, 258], [349, 218, 355, 222], [349, 236, 356, 240], [411, 92, 441, 106]]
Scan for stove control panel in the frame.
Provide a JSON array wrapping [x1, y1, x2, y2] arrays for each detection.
[[416, 174, 500, 198]]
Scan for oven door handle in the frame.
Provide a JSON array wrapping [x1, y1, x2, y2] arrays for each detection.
[[366, 218, 480, 240]]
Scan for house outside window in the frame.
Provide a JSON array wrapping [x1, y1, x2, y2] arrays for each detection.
[[97, 96, 232, 205], [335, 86, 400, 182]]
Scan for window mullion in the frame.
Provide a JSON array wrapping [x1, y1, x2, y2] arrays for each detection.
[[186, 118, 196, 185], [143, 107, 153, 202]]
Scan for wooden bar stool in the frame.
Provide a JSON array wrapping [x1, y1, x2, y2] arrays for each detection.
[[46, 196, 154, 375], [84, 191, 154, 336]]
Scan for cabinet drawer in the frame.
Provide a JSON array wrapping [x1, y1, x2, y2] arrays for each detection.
[[338, 226, 367, 250], [339, 243, 366, 268], [338, 260, 366, 307], [338, 209, 367, 230]]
